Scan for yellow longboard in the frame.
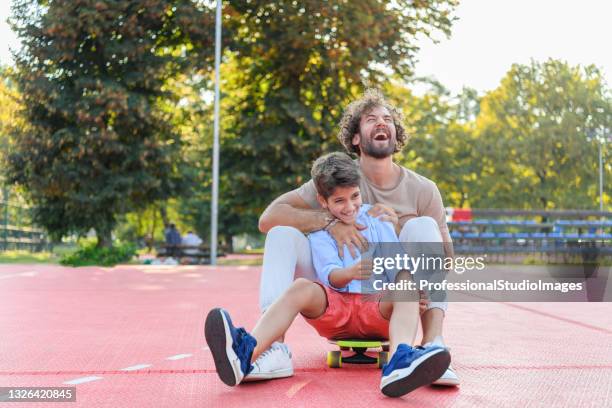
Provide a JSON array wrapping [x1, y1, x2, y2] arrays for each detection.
[[326, 339, 390, 368]]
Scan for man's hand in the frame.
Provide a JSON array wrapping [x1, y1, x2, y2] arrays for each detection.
[[368, 203, 400, 233], [328, 221, 368, 259]]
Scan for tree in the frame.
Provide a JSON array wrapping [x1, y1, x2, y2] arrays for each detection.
[[0, 66, 25, 179], [475, 60, 611, 210], [387, 79, 482, 208], [213, 0, 460, 238], [7, 0, 215, 246]]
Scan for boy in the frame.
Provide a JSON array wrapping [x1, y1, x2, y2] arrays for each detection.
[[205, 152, 450, 398]]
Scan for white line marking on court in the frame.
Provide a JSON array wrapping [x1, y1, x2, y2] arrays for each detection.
[[121, 364, 152, 371], [0, 271, 39, 280], [166, 354, 192, 360], [286, 380, 311, 398], [63, 376, 103, 385]]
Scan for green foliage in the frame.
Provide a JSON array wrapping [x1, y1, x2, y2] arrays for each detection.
[[392, 60, 611, 211], [0, 66, 23, 185], [388, 79, 482, 207], [6, 0, 215, 246], [475, 60, 611, 209], [4, 0, 608, 250], [60, 240, 136, 267]]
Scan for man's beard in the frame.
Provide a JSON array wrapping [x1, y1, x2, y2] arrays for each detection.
[[360, 135, 396, 159]]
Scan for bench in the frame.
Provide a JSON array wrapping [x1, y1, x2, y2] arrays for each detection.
[[156, 244, 227, 263], [446, 209, 612, 260]]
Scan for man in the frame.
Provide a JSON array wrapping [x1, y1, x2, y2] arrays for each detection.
[[164, 223, 182, 259], [182, 230, 203, 255], [251, 89, 459, 386]]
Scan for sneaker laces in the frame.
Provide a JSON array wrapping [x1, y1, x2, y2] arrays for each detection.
[[234, 327, 257, 375], [383, 344, 415, 372], [271, 342, 291, 357], [255, 342, 291, 362]]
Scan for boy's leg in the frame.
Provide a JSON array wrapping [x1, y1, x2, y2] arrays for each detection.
[[251, 278, 326, 361], [205, 278, 326, 386], [377, 271, 450, 398], [378, 272, 420, 355], [259, 226, 316, 312], [244, 227, 316, 381]]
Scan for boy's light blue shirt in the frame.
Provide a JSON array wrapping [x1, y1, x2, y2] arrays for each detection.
[[308, 204, 399, 293]]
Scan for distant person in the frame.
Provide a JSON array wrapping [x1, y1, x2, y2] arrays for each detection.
[[165, 223, 182, 258], [182, 231, 203, 255]]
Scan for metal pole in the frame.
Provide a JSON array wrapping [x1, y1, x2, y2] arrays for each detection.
[[2, 188, 8, 251], [210, 0, 222, 265], [599, 140, 603, 212]]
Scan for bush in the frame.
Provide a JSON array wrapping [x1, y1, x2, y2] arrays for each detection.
[[60, 241, 137, 267]]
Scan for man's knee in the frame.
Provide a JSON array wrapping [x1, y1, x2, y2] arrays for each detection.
[[266, 225, 303, 241], [426, 301, 448, 315], [400, 216, 442, 242]]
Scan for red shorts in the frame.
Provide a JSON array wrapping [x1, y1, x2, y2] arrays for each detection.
[[302, 283, 389, 340]]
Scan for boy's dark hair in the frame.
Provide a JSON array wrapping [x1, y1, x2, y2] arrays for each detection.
[[311, 152, 361, 199], [337, 88, 407, 156]]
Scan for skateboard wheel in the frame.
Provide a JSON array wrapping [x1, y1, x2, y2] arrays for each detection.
[[327, 350, 342, 368], [377, 351, 389, 369]]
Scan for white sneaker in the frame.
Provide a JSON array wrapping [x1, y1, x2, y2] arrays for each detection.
[[433, 365, 460, 386], [423, 336, 460, 387], [243, 342, 294, 382]]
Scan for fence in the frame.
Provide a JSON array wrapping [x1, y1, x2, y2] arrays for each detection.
[[0, 189, 50, 252], [447, 208, 612, 262]]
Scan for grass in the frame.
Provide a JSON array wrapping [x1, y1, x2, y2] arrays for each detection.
[[217, 256, 263, 266], [0, 245, 79, 264], [241, 248, 264, 255], [0, 250, 59, 264]]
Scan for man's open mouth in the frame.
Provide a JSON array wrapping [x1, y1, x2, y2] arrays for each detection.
[[373, 132, 389, 141]]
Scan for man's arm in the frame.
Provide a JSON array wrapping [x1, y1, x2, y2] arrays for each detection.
[[258, 189, 330, 234], [259, 182, 368, 258]]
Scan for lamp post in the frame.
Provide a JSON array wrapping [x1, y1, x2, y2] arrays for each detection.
[[210, 0, 222, 265]]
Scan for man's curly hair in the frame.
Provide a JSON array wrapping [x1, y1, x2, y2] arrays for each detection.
[[337, 89, 407, 156]]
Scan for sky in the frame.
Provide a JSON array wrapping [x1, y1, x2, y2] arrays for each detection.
[[1, 0, 610, 95]]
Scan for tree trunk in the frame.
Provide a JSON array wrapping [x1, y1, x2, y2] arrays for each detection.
[[159, 203, 169, 227], [96, 228, 113, 248]]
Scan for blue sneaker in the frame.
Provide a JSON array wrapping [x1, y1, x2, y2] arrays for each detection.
[[380, 344, 450, 397], [205, 308, 257, 386]]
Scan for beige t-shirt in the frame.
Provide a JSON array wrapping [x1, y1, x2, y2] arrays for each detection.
[[296, 164, 452, 244]]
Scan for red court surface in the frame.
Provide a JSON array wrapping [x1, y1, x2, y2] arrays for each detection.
[[1, 263, 611, 407]]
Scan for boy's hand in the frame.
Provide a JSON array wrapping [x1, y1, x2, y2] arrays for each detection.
[[328, 221, 368, 259], [351, 258, 373, 280]]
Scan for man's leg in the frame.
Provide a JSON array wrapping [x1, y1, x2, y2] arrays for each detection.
[[398, 216, 459, 386], [259, 226, 316, 312], [399, 216, 447, 343]]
